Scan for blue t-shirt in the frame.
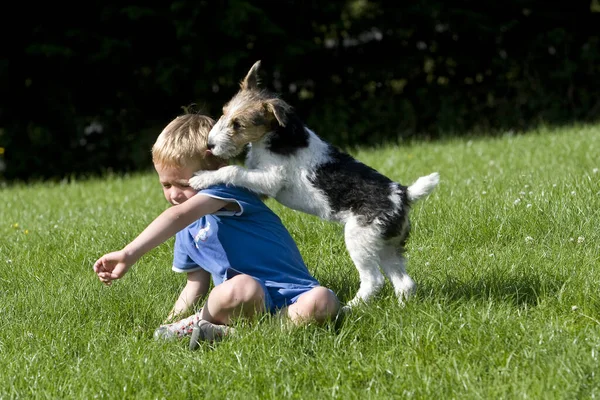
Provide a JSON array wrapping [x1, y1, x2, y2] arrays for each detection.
[[173, 185, 319, 310]]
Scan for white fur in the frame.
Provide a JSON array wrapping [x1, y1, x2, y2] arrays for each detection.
[[197, 129, 338, 221], [190, 125, 439, 308], [407, 173, 440, 202]]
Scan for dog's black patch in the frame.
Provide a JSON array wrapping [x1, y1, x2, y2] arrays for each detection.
[[382, 203, 410, 244], [311, 145, 410, 240], [266, 112, 309, 155]]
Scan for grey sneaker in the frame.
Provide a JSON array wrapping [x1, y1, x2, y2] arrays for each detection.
[[153, 325, 178, 341], [189, 320, 235, 350]]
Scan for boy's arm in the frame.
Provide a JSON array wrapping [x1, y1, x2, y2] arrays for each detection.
[[93, 194, 227, 283]]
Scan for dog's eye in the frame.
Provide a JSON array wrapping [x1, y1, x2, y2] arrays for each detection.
[[232, 119, 241, 130]]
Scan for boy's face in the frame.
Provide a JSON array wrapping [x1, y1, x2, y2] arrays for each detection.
[[155, 163, 198, 206]]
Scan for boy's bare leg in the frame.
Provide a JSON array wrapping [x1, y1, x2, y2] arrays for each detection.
[[199, 274, 266, 325], [165, 269, 211, 323], [157, 273, 265, 343], [287, 286, 340, 325], [189, 274, 266, 349], [154, 270, 210, 340]]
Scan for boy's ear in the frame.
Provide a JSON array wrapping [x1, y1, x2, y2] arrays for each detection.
[[240, 60, 262, 91], [264, 98, 291, 127]]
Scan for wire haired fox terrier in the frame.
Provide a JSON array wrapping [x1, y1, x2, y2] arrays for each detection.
[[190, 60, 439, 309]]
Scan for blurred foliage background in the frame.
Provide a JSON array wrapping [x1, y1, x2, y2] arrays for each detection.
[[1, 1, 599, 182]]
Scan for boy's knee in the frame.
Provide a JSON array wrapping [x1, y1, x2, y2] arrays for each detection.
[[223, 274, 264, 307], [311, 287, 340, 313], [293, 286, 340, 322], [203, 274, 265, 324]]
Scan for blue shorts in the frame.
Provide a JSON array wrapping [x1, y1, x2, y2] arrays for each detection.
[[253, 279, 318, 313], [173, 266, 321, 314], [227, 268, 319, 313]]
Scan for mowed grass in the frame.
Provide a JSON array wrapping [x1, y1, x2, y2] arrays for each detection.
[[1, 124, 599, 399]]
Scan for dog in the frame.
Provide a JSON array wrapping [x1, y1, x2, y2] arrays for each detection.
[[190, 61, 439, 308]]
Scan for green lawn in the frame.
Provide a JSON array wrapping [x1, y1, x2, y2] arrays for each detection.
[[1, 124, 599, 399]]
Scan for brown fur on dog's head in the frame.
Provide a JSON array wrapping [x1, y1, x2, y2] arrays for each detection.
[[239, 60, 262, 91], [228, 60, 291, 127], [208, 61, 294, 158]]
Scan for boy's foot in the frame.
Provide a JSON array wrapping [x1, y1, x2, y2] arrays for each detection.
[[153, 325, 178, 341], [189, 320, 235, 350], [153, 313, 201, 341]]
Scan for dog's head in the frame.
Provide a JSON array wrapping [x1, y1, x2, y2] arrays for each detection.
[[207, 60, 292, 158]]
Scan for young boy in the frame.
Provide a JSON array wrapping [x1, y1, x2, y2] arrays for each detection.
[[93, 113, 340, 348]]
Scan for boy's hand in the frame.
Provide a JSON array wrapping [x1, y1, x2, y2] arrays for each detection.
[[93, 250, 133, 285]]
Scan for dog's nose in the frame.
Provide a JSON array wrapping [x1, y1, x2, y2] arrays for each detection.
[[207, 143, 215, 150]]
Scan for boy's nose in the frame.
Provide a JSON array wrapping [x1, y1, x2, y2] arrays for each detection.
[[171, 189, 184, 204]]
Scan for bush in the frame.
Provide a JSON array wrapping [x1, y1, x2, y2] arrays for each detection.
[[1, 1, 598, 182]]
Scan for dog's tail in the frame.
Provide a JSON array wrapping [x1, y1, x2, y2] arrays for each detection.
[[407, 172, 440, 202]]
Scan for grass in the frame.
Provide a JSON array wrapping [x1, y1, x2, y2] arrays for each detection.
[[1, 123, 599, 399]]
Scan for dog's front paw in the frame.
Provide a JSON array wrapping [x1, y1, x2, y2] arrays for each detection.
[[189, 170, 220, 190], [189, 166, 239, 190]]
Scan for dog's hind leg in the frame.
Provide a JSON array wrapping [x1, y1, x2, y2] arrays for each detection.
[[343, 219, 385, 308], [378, 243, 416, 305]]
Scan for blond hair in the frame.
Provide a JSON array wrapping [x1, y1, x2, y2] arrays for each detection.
[[152, 113, 224, 171]]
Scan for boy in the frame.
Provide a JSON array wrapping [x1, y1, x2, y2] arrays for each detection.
[[93, 113, 340, 348]]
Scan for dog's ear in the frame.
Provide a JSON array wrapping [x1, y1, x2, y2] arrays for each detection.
[[240, 60, 262, 91], [264, 98, 291, 127]]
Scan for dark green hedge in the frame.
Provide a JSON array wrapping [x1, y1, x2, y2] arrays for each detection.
[[1, 1, 599, 182]]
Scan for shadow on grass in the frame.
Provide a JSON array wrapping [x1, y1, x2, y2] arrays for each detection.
[[418, 271, 567, 308], [316, 263, 571, 311]]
